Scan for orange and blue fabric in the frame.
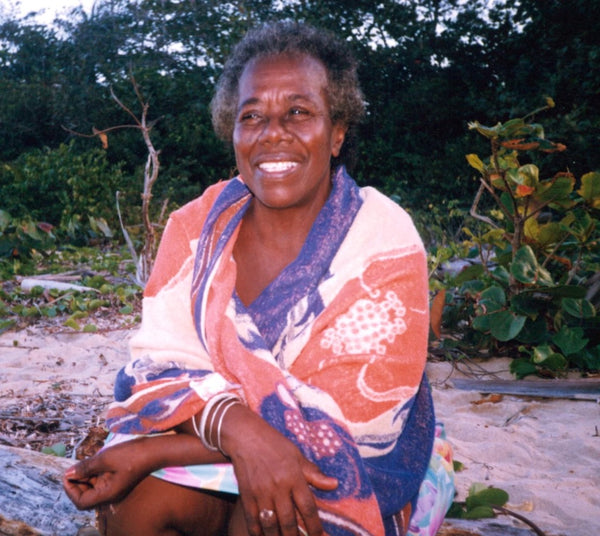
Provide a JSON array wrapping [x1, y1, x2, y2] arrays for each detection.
[[105, 166, 455, 535]]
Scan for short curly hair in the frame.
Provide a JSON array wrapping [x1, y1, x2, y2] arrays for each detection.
[[210, 21, 365, 169]]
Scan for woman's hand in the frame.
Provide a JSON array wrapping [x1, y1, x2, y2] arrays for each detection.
[[63, 439, 153, 510], [63, 431, 227, 510], [220, 405, 338, 536]]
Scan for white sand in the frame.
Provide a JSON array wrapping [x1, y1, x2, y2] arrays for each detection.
[[428, 358, 600, 536], [0, 326, 598, 535]]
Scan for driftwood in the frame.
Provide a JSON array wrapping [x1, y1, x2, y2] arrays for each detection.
[[19, 279, 98, 294], [439, 518, 546, 535], [0, 446, 94, 535], [450, 378, 600, 401]]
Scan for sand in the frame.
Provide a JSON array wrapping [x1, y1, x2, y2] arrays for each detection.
[[0, 325, 598, 535]]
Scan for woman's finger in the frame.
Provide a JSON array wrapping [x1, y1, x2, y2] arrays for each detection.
[[258, 507, 280, 535], [62, 473, 100, 510], [289, 480, 325, 536], [302, 461, 338, 492]]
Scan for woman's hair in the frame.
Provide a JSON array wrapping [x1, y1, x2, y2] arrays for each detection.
[[210, 21, 365, 170]]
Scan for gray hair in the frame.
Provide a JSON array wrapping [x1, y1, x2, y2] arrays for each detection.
[[210, 21, 365, 169]]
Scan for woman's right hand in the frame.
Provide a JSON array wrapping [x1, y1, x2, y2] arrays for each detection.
[[220, 405, 338, 536], [63, 438, 154, 510]]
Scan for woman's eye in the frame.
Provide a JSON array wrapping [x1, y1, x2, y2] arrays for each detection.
[[289, 108, 309, 116], [239, 111, 262, 123]]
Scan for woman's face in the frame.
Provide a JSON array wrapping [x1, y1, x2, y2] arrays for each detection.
[[233, 53, 346, 213]]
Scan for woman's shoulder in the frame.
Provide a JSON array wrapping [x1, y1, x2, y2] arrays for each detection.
[[171, 180, 232, 222], [165, 179, 238, 238], [358, 186, 421, 242]]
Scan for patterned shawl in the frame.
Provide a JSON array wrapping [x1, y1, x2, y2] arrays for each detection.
[[107, 166, 434, 535]]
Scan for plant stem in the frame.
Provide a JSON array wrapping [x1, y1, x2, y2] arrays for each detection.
[[494, 505, 548, 536]]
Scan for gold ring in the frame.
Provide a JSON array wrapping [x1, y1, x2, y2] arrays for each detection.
[[259, 508, 276, 523]]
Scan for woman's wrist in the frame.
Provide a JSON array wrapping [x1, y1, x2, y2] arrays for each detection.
[[193, 393, 243, 457], [133, 432, 227, 470]]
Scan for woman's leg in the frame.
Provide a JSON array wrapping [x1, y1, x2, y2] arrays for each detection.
[[227, 500, 248, 536], [98, 475, 235, 536]]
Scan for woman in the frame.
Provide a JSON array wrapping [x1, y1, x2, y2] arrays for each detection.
[[64, 21, 454, 536]]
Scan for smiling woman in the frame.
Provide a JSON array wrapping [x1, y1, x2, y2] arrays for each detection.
[[63, 20, 455, 536]]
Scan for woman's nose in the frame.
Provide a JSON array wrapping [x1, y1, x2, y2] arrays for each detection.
[[259, 117, 293, 144]]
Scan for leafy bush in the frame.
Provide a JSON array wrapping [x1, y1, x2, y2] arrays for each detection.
[[436, 102, 600, 377], [0, 141, 129, 234], [0, 209, 56, 260]]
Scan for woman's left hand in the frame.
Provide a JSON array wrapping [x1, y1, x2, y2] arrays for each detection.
[[220, 404, 338, 536]]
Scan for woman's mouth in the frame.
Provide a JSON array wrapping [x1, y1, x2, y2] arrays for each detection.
[[258, 161, 298, 173]]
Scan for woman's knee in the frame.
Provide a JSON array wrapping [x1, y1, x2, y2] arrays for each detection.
[[98, 475, 234, 536]]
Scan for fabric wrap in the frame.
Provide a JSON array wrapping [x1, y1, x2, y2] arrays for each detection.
[[107, 166, 435, 535]]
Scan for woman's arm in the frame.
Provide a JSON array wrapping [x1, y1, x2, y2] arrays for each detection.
[[63, 431, 226, 510]]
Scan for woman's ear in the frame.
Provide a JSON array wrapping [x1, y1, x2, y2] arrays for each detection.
[[330, 123, 348, 158]]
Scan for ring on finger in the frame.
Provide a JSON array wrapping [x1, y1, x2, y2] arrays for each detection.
[[259, 508, 276, 524]]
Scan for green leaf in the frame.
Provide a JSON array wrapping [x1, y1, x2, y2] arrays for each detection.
[[569, 345, 600, 371], [463, 505, 496, 519], [489, 310, 526, 341], [566, 211, 594, 242], [86, 299, 105, 311], [468, 120, 502, 139], [491, 265, 510, 285], [459, 280, 486, 295], [561, 298, 596, 319], [498, 117, 532, 138], [512, 164, 539, 187], [467, 487, 510, 508], [466, 154, 486, 173], [478, 286, 506, 313], [511, 292, 546, 315], [446, 502, 465, 518], [510, 358, 538, 379], [522, 285, 585, 299], [536, 175, 576, 208], [453, 263, 485, 284], [511, 246, 553, 286], [552, 326, 589, 356], [472, 314, 491, 332], [453, 460, 465, 472], [577, 171, 600, 208], [42, 442, 67, 457], [532, 344, 555, 363], [534, 221, 567, 247], [515, 317, 549, 344], [532, 345, 568, 370], [541, 352, 568, 371], [63, 317, 81, 330], [468, 482, 489, 495]]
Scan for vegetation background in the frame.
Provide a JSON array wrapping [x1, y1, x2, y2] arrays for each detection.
[[1, 0, 599, 375]]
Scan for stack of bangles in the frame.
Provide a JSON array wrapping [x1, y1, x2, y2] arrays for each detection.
[[192, 393, 242, 457]]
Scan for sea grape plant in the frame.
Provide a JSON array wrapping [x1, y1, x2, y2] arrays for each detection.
[[440, 100, 600, 377]]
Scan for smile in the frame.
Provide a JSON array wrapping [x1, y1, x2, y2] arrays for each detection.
[[258, 161, 298, 173]]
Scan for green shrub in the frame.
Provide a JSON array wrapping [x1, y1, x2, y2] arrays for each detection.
[[0, 209, 56, 260], [0, 141, 129, 233], [436, 102, 600, 377]]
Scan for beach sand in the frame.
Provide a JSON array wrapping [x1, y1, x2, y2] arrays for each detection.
[[0, 325, 598, 535]]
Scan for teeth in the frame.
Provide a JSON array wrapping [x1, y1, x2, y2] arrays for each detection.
[[258, 161, 296, 172]]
